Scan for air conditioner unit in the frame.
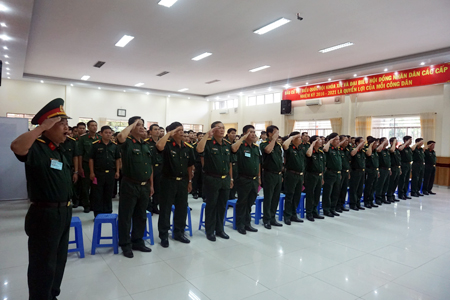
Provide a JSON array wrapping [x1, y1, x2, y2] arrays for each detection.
[[219, 109, 229, 114], [305, 99, 322, 106]]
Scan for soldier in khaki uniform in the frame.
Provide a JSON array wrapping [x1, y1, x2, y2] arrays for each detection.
[[305, 135, 325, 222], [196, 121, 233, 241]]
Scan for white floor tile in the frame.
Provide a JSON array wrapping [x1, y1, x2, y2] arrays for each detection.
[[394, 268, 449, 299], [131, 281, 210, 300], [361, 282, 435, 300]]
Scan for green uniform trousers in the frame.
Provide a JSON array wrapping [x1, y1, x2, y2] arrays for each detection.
[[349, 170, 364, 208], [305, 172, 322, 216], [411, 162, 425, 194], [375, 168, 390, 203], [118, 179, 149, 251], [283, 172, 303, 220], [158, 177, 188, 240], [25, 204, 72, 300], [423, 165, 436, 193], [80, 162, 92, 209], [147, 164, 162, 211], [363, 169, 378, 206], [322, 170, 341, 213], [91, 171, 115, 216], [262, 172, 282, 224], [204, 174, 230, 235], [192, 162, 203, 198], [229, 163, 238, 199], [387, 167, 401, 201], [338, 171, 350, 209], [236, 176, 259, 230], [398, 162, 411, 198]]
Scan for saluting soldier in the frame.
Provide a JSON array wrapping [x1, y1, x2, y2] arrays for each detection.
[[89, 126, 121, 217], [61, 131, 80, 207], [398, 136, 413, 200], [11, 98, 72, 299], [349, 137, 366, 211], [116, 117, 154, 258], [423, 141, 437, 195], [411, 138, 425, 197], [374, 137, 393, 205], [337, 135, 351, 212], [305, 135, 325, 222], [225, 128, 238, 200], [231, 125, 260, 234], [146, 124, 164, 213], [282, 131, 305, 224], [260, 125, 283, 229], [192, 132, 204, 200], [363, 137, 380, 209], [77, 120, 100, 212], [387, 137, 402, 202], [196, 121, 233, 241], [322, 133, 343, 217], [156, 122, 195, 248]]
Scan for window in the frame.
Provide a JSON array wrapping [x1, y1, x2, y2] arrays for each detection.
[[213, 99, 238, 110], [79, 117, 94, 124], [254, 122, 266, 138], [372, 116, 421, 141], [183, 124, 204, 132], [247, 96, 256, 106], [294, 120, 332, 137], [265, 94, 274, 104], [7, 113, 36, 130], [274, 92, 282, 103], [246, 93, 282, 106], [106, 120, 129, 132]]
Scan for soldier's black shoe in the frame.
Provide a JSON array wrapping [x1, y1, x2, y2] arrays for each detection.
[[291, 216, 304, 223], [174, 234, 190, 244], [382, 200, 391, 204], [245, 225, 258, 232], [423, 191, 429, 195], [122, 249, 134, 258], [132, 244, 152, 252], [161, 239, 169, 248], [206, 234, 216, 242], [405, 196, 412, 199], [83, 207, 90, 213], [324, 211, 334, 217], [357, 206, 365, 210], [336, 208, 343, 213], [152, 207, 160, 214], [341, 207, 350, 211], [306, 215, 315, 222], [313, 214, 325, 219], [238, 228, 247, 235], [264, 223, 271, 229], [216, 232, 229, 239], [411, 193, 419, 197], [429, 191, 436, 195], [418, 193, 424, 196], [270, 221, 283, 227], [332, 211, 340, 216], [193, 194, 199, 199], [371, 203, 379, 208], [350, 206, 359, 211], [284, 219, 291, 225]]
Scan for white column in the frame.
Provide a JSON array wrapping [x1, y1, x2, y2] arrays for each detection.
[[441, 84, 450, 157]]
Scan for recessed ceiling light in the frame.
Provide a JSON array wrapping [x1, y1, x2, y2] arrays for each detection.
[[0, 4, 8, 11], [420, 62, 425, 65], [239, 92, 243, 96], [328, 78, 331, 81], [254, 18, 291, 35], [284, 84, 290, 88], [5, 61, 9, 64], [353, 74, 357, 77], [188, 97, 191, 99], [115, 35, 134, 47], [249, 65, 270, 72], [253, 91, 256, 94], [134, 83, 144, 87], [268, 87, 272, 91], [215, 97, 219, 100], [6, 72, 10, 75], [319, 42, 354, 53], [6, 67, 10, 70], [305, 82, 309, 85], [7, 77, 10, 79], [0, 23, 6, 27], [192, 52, 212, 61], [123, 90, 126, 92], [81, 75, 90, 80], [4, 55, 9, 58], [384, 68, 388, 72], [98, 87, 101, 90], [158, 0, 178, 8], [146, 92, 150, 95], [0, 35, 10, 41], [178, 88, 189, 92], [70, 84, 73, 86], [40, 80, 44, 83], [3, 46, 8, 50], [168, 95, 171, 97]]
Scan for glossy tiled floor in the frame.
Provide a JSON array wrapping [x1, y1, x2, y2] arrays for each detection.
[[1, 187, 449, 300]]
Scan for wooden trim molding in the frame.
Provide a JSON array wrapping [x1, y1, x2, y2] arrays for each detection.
[[436, 157, 450, 187]]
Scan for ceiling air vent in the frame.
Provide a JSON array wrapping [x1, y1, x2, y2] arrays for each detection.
[[205, 79, 220, 84], [157, 71, 170, 77], [94, 61, 105, 68]]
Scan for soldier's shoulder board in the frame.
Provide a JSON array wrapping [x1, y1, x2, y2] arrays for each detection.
[[184, 142, 194, 148], [36, 138, 46, 144], [277, 142, 282, 147], [67, 136, 76, 141], [207, 138, 212, 141], [92, 140, 100, 144], [261, 141, 268, 144], [253, 143, 259, 147], [144, 138, 150, 142], [127, 136, 133, 140], [224, 139, 232, 144]]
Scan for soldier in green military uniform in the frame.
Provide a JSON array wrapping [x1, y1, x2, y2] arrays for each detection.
[[225, 128, 238, 200], [305, 135, 325, 221], [282, 132, 305, 224], [374, 137, 394, 205], [11, 98, 73, 300], [411, 138, 425, 197], [299, 132, 310, 153], [260, 125, 283, 229], [363, 137, 379, 209], [322, 133, 342, 217], [387, 137, 402, 202], [89, 126, 121, 217], [77, 120, 100, 212], [349, 137, 366, 211], [61, 133, 80, 207], [117, 117, 154, 258], [192, 132, 204, 200], [196, 121, 233, 241], [231, 125, 260, 234], [156, 122, 195, 248], [146, 124, 164, 213], [423, 141, 437, 195], [337, 135, 351, 212], [398, 136, 414, 200]]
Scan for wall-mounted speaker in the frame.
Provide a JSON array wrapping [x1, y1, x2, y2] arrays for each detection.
[[281, 99, 292, 115]]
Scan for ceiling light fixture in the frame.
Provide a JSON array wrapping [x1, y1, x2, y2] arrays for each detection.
[[319, 42, 353, 53], [4, 55, 9, 58], [254, 18, 291, 35], [158, 0, 178, 8], [249, 65, 270, 72], [40, 80, 44, 83], [328, 78, 331, 81], [98, 87, 101, 90], [353, 74, 357, 77], [70, 84, 73, 86], [420, 62, 425, 65], [188, 97, 191, 99], [215, 97, 219, 100], [6, 72, 9, 75], [168, 95, 171, 97], [192, 52, 212, 61], [305, 82, 309, 85], [0, 4, 8, 11], [6, 67, 10, 70], [81, 75, 90, 80], [239, 92, 243, 96], [146, 92, 150, 95], [384, 68, 388, 72], [134, 83, 144, 87], [178, 88, 189, 92], [115, 35, 134, 47], [4, 61, 9, 64], [268, 87, 272, 91], [284, 84, 290, 88], [123, 90, 126, 92], [7, 77, 10, 79], [0, 34, 11, 41], [0, 23, 6, 27], [3, 46, 8, 50]]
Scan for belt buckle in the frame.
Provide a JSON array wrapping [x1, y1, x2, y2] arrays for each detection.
[[433, 165, 436, 167], [67, 201, 71, 207], [319, 173, 323, 176], [105, 170, 110, 173], [252, 176, 256, 180], [376, 168, 379, 171], [346, 170, 349, 172], [388, 168, 391, 171], [337, 171, 341, 174], [176, 177, 182, 181], [221, 175, 226, 179], [362, 169, 365, 171], [155, 164, 159, 167], [141, 182, 146, 186], [278, 172, 282, 175]]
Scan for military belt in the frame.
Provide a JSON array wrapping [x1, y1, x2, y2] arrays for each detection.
[[32, 201, 71, 207], [327, 169, 341, 174], [380, 167, 391, 170], [123, 176, 149, 186], [164, 176, 188, 181], [307, 171, 323, 176], [239, 174, 258, 180], [352, 168, 365, 172], [264, 169, 282, 175], [286, 169, 304, 176], [205, 172, 228, 179]]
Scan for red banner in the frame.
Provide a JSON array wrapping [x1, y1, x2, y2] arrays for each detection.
[[282, 63, 450, 101]]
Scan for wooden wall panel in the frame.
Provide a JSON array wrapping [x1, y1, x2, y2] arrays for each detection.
[[436, 157, 450, 187]]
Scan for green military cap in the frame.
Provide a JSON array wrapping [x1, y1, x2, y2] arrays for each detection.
[[31, 98, 71, 125]]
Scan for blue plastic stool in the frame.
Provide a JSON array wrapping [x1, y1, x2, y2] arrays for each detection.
[[251, 196, 264, 224], [170, 205, 193, 238], [91, 214, 118, 255], [68, 216, 85, 258], [199, 202, 206, 230], [143, 211, 154, 245], [296, 193, 306, 218], [345, 187, 350, 207], [276, 194, 286, 221], [224, 199, 237, 229]]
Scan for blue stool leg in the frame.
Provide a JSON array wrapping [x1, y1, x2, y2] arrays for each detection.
[[300, 194, 305, 219], [148, 212, 154, 246], [171, 206, 175, 239], [232, 203, 237, 230], [278, 197, 284, 221], [255, 201, 261, 225], [91, 221, 100, 255], [75, 224, 85, 258], [199, 203, 205, 230], [224, 202, 228, 227], [112, 220, 119, 254], [187, 207, 193, 237]]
